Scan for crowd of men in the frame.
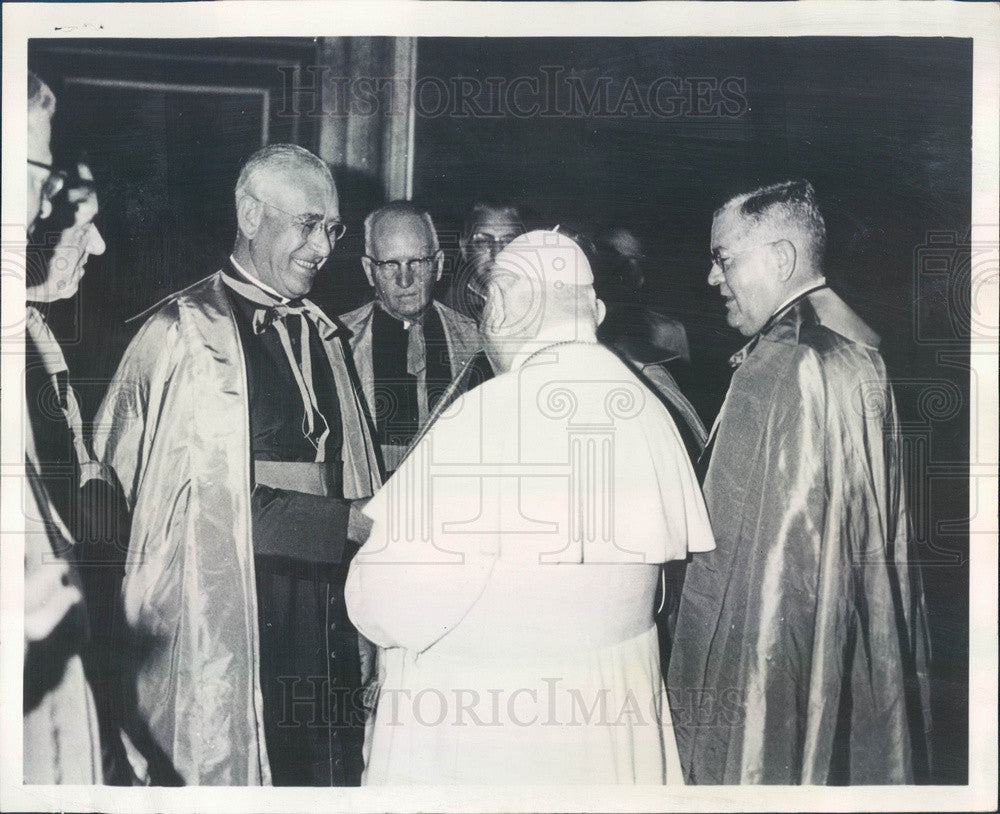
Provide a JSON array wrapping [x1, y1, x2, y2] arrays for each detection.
[[23, 69, 931, 788]]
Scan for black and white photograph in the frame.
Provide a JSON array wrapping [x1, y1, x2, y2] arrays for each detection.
[[2, 2, 997, 812]]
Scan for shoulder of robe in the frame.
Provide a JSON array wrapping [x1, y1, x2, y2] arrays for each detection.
[[338, 300, 374, 340], [125, 271, 226, 327], [800, 288, 881, 352], [434, 300, 482, 348]]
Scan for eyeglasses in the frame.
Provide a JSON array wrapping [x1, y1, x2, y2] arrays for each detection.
[[28, 159, 67, 202], [364, 251, 441, 276], [468, 231, 522, 254], [254, 197, 346, 242], [710, 240, 779, 274]]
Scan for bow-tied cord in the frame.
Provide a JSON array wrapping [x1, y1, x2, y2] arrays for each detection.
[[223, 271, 338, 462], [251, 300, 337, 341], [222, 274, 337, 463], [258, 309, 331, 463]]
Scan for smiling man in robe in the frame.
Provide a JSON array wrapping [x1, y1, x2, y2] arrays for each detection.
[[667, 179, 932, 784], [92, 144, 382, 785]]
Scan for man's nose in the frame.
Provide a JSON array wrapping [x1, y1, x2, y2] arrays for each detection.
[[707, 262, 724, 287], [87, 224, 106, 257], [397, 264, 414, 288], [307, 223, 332, 257]]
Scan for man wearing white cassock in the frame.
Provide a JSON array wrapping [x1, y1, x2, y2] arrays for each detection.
[[346, 229, 715, 784]]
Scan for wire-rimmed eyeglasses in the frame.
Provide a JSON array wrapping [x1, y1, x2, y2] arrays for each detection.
[[254, 196, 347, 242]]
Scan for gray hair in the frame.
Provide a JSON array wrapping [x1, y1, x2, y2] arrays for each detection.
[[718, 179, 826, 267], [363, 200, 439, 256], [234, 143, 334, 204]]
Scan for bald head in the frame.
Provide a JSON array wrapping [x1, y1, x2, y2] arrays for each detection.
[[481, 230, 605, 372]]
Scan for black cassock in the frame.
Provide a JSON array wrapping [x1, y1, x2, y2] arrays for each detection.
[[227, 282, 366, 787]]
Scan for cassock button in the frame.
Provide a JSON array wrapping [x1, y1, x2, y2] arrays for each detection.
[[329, 622, 337, 632], [330, 651, 337, 660]]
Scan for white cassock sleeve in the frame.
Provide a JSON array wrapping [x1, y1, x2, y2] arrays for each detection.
[[345, 391, 498, 654]]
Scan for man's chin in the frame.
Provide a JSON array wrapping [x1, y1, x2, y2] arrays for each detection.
[[725, 312, 756, 337], [388, 300, 427, 321]]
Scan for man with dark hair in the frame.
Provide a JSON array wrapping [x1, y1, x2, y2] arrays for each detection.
[[92, 144, 382, 785], [340, 200, 489, 475], [668, 180, 932, 784], [440, 201, 526, 321]]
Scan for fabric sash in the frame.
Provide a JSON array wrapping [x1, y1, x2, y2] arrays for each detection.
[[222, 267, 381, 499]]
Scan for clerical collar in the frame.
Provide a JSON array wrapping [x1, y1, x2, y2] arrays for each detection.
[[766, 278, 828, 332], [376, 300, 427, 330], [229, 255, 289, 304]]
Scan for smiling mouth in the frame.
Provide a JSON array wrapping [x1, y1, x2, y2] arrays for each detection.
[[293, 259, 321, 272]]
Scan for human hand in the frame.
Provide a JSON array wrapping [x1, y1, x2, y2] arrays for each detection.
[[24, 559, 82, 643]]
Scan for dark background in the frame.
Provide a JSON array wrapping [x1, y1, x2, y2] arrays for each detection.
[[29, 36, 971, 783]]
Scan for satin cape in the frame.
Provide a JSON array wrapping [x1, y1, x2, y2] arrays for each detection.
[[92, 272, 381, 785], [668, 288, 932, 784]]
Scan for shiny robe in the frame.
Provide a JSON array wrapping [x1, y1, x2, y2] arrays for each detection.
[[668, 288, 932, 784], [23, 410, 102, 785], [91, 272, 381, 785]]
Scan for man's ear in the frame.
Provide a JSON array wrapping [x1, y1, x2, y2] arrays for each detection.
[[595, 297, 607, 327], [458, 238, 469, 263], [434, 249, 444, 283], [772, 239, 797, 282], [236, 195, 262, 240], [360, 256, 376, 288]]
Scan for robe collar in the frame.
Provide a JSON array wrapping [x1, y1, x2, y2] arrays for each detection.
[[728, 279, 828, 368], [228, 254, 289, 304], [509, 326, 599, 372]]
